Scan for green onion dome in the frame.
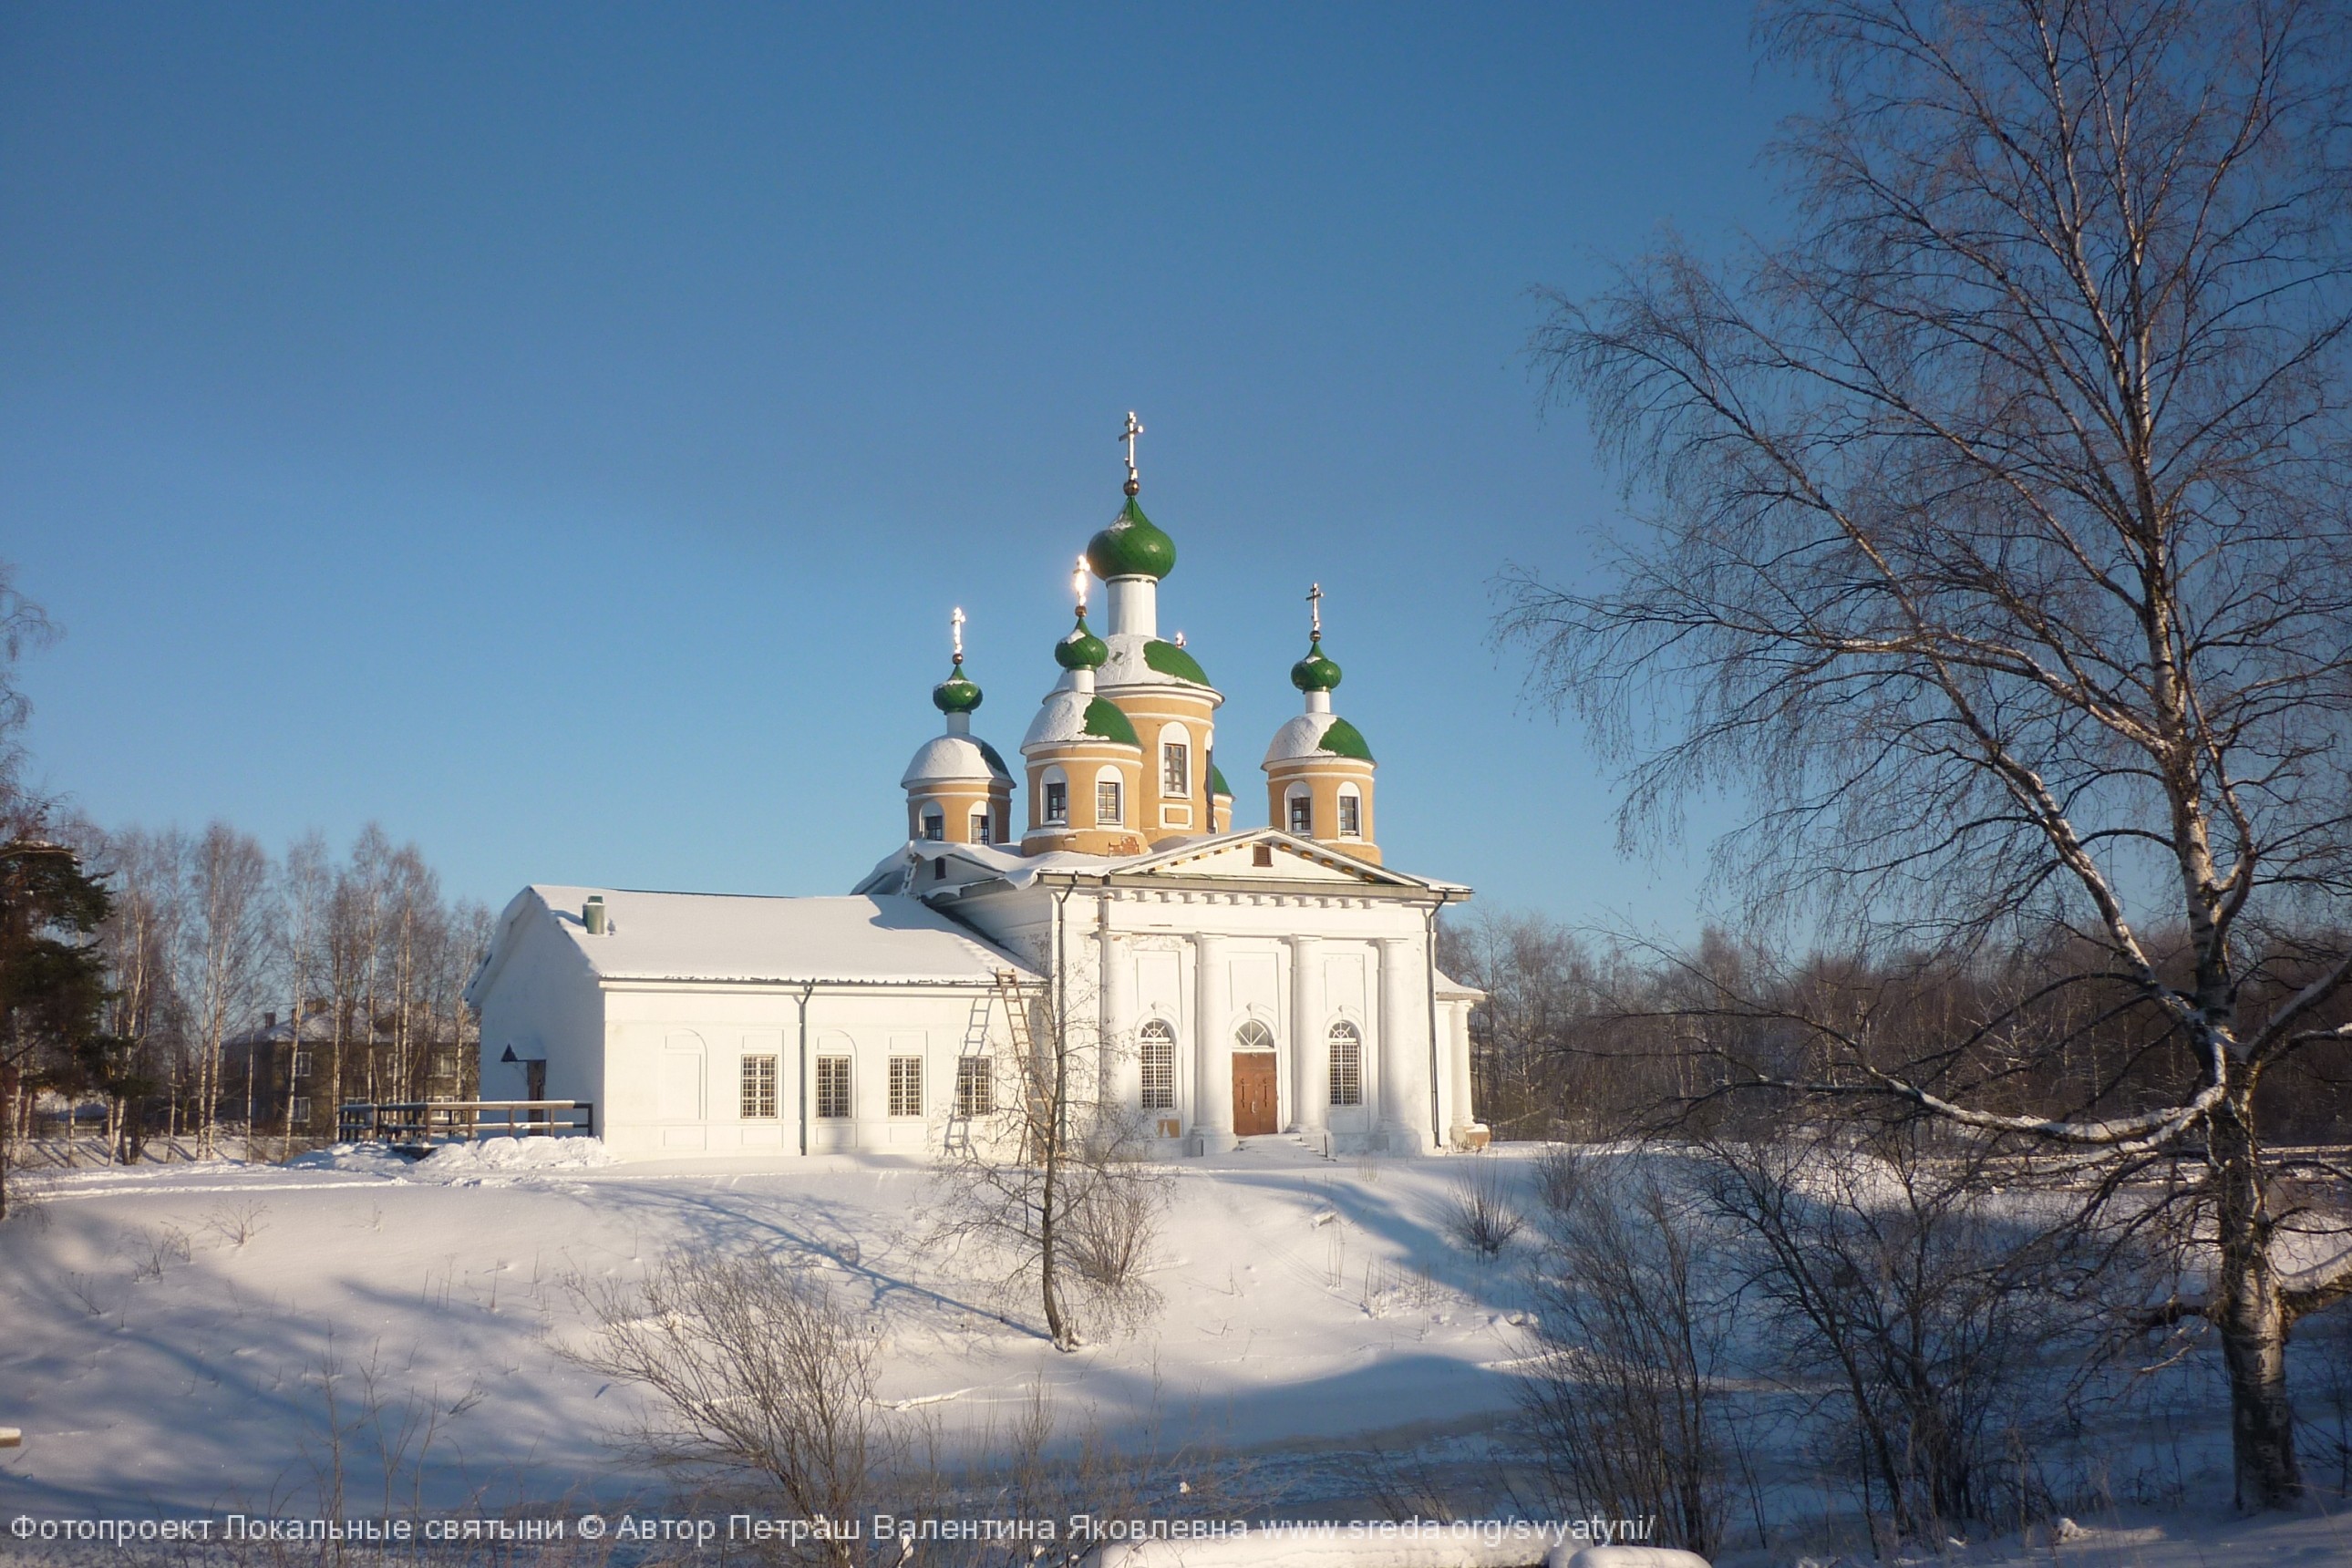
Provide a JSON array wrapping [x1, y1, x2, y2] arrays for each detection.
[[1290, 634, 1343, 693], [1055, 612, 1109, 671], [1087, 496, 1177, 581], [932, 655, 984, 714]]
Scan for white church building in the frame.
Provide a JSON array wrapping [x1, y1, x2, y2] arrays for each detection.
[[466, 420, 1483, 1160]]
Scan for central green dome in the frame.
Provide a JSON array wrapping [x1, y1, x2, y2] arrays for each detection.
[[1087, 496, 1177, 581]]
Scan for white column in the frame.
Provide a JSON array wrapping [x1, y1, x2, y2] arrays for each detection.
[[1376, 934, 1429, 1154], [1449, 1002, 1476, 1141], [1192, 932, 1233, 1152], [1099, 910, 1137, 1119], [1288, 934, 1326, 1134]]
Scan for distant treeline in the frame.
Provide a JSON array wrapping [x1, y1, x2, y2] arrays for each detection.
[[1443, 909, 2352, 1148], [26, 819, 491, 1159]]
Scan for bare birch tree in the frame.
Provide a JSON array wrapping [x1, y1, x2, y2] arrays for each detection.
[[176, 823, 273, 1157], [929, 978, 1166, 1351], [278, 830, 331, 1153], [1505, 0, 2352, 1509]]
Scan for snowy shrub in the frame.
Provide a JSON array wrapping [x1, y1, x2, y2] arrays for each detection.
[[1446, 1156, 1524, 1257], [1065, 1162, 1164, 1293], [562, 1248, 895, 1564], [1698, 1130, 2097, 1547], [1517, 1147, 1738, 1559], [201, 1197, 269, 1247], [129, 1221, 191, 1280]]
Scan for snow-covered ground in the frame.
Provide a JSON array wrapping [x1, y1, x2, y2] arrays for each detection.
[[1, 1140, 1531, 1521], [2, 1140, 2343, 1568]]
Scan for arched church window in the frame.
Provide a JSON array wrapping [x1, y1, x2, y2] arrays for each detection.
[[1328, 1021, 1364, 1107], [1043, 772, 1068, 825], [921, 809, 944, 841], [971, 810, 992, 845], [1096, 773, 1123, 826], [1286, 788, 1313, 835], [1139, 1019, 1176, 1110], [1337, 787, 1362, 838], [1234, 1019, 1275, 1053]]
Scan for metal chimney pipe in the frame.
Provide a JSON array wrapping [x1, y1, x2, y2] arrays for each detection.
[[583, 895, 608, 935]]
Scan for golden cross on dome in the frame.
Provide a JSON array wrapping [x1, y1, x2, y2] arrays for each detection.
[[1307, 582, 1324, 637], [1119, 411, 1144, 490], [950, 606, 965, 662]]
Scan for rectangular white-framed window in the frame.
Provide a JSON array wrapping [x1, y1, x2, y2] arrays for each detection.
[[740, 1054, 779, 1119], [1338, 793, 1361, 837], [954, 1057, 993, 1117], [290, 1049, 313, 1080], [1044, 779, 1068, 824], [816, 1056, 852, 1119], [1096, 777, 1122, 825], [287, 1097, 312, 1124], [888, 1056, 923, 1118], [1161, 741, 1189, 798]]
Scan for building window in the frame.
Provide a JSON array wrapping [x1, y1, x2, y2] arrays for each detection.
[[1162, 741, 1189, 798], [954, 1057, 994, 1117], [1139, 1019, 1176, 1110], [816, 1057, 852, 1119], [740, 1054, 779, 1119], [888, 1056, 923, 1118], [290, 1049, 313, 1080], [921, 809, 944, 841], [1288, 792, 1313, 834], [288, 1097, 312, 1124], [1234, 1019, 1275, 1053], [1096, 776, 1123, 825], [972, 810, 992, 845], [1329, 1022, 1364, 1107], [1338, 790, 1361, 837], [1044, 779, 1068, 824]]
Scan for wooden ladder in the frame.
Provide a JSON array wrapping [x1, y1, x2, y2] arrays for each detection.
[[944, 992, 995, 1152], [993, 969, 1035, 1057]]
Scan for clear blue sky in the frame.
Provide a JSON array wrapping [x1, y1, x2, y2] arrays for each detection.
[[2, 3, 1795, 930]]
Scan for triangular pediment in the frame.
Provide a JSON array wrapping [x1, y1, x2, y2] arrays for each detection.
[[1118, 829, 1430, 888]]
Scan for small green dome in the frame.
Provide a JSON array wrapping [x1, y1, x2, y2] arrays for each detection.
[[1055, 612, 1109, 671], [1087, 496, 1177, 581], [1210, 762, 1232, 798], [932, 655, 983, 714], [1290, 634, 1343, 693]]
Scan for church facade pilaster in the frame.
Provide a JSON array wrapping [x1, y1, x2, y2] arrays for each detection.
[[1287, 934, 1326, 1136], [1098, 903, 1140, 1121], [1191, 932, 1233, 1153], [1376, 934, 1429, 1153]]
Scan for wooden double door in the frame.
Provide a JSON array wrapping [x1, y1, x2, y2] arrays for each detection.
[[1232, 1052, 1278, 1137]]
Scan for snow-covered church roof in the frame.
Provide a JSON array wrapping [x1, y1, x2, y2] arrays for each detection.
[[468, 885, 1035, 1003]]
